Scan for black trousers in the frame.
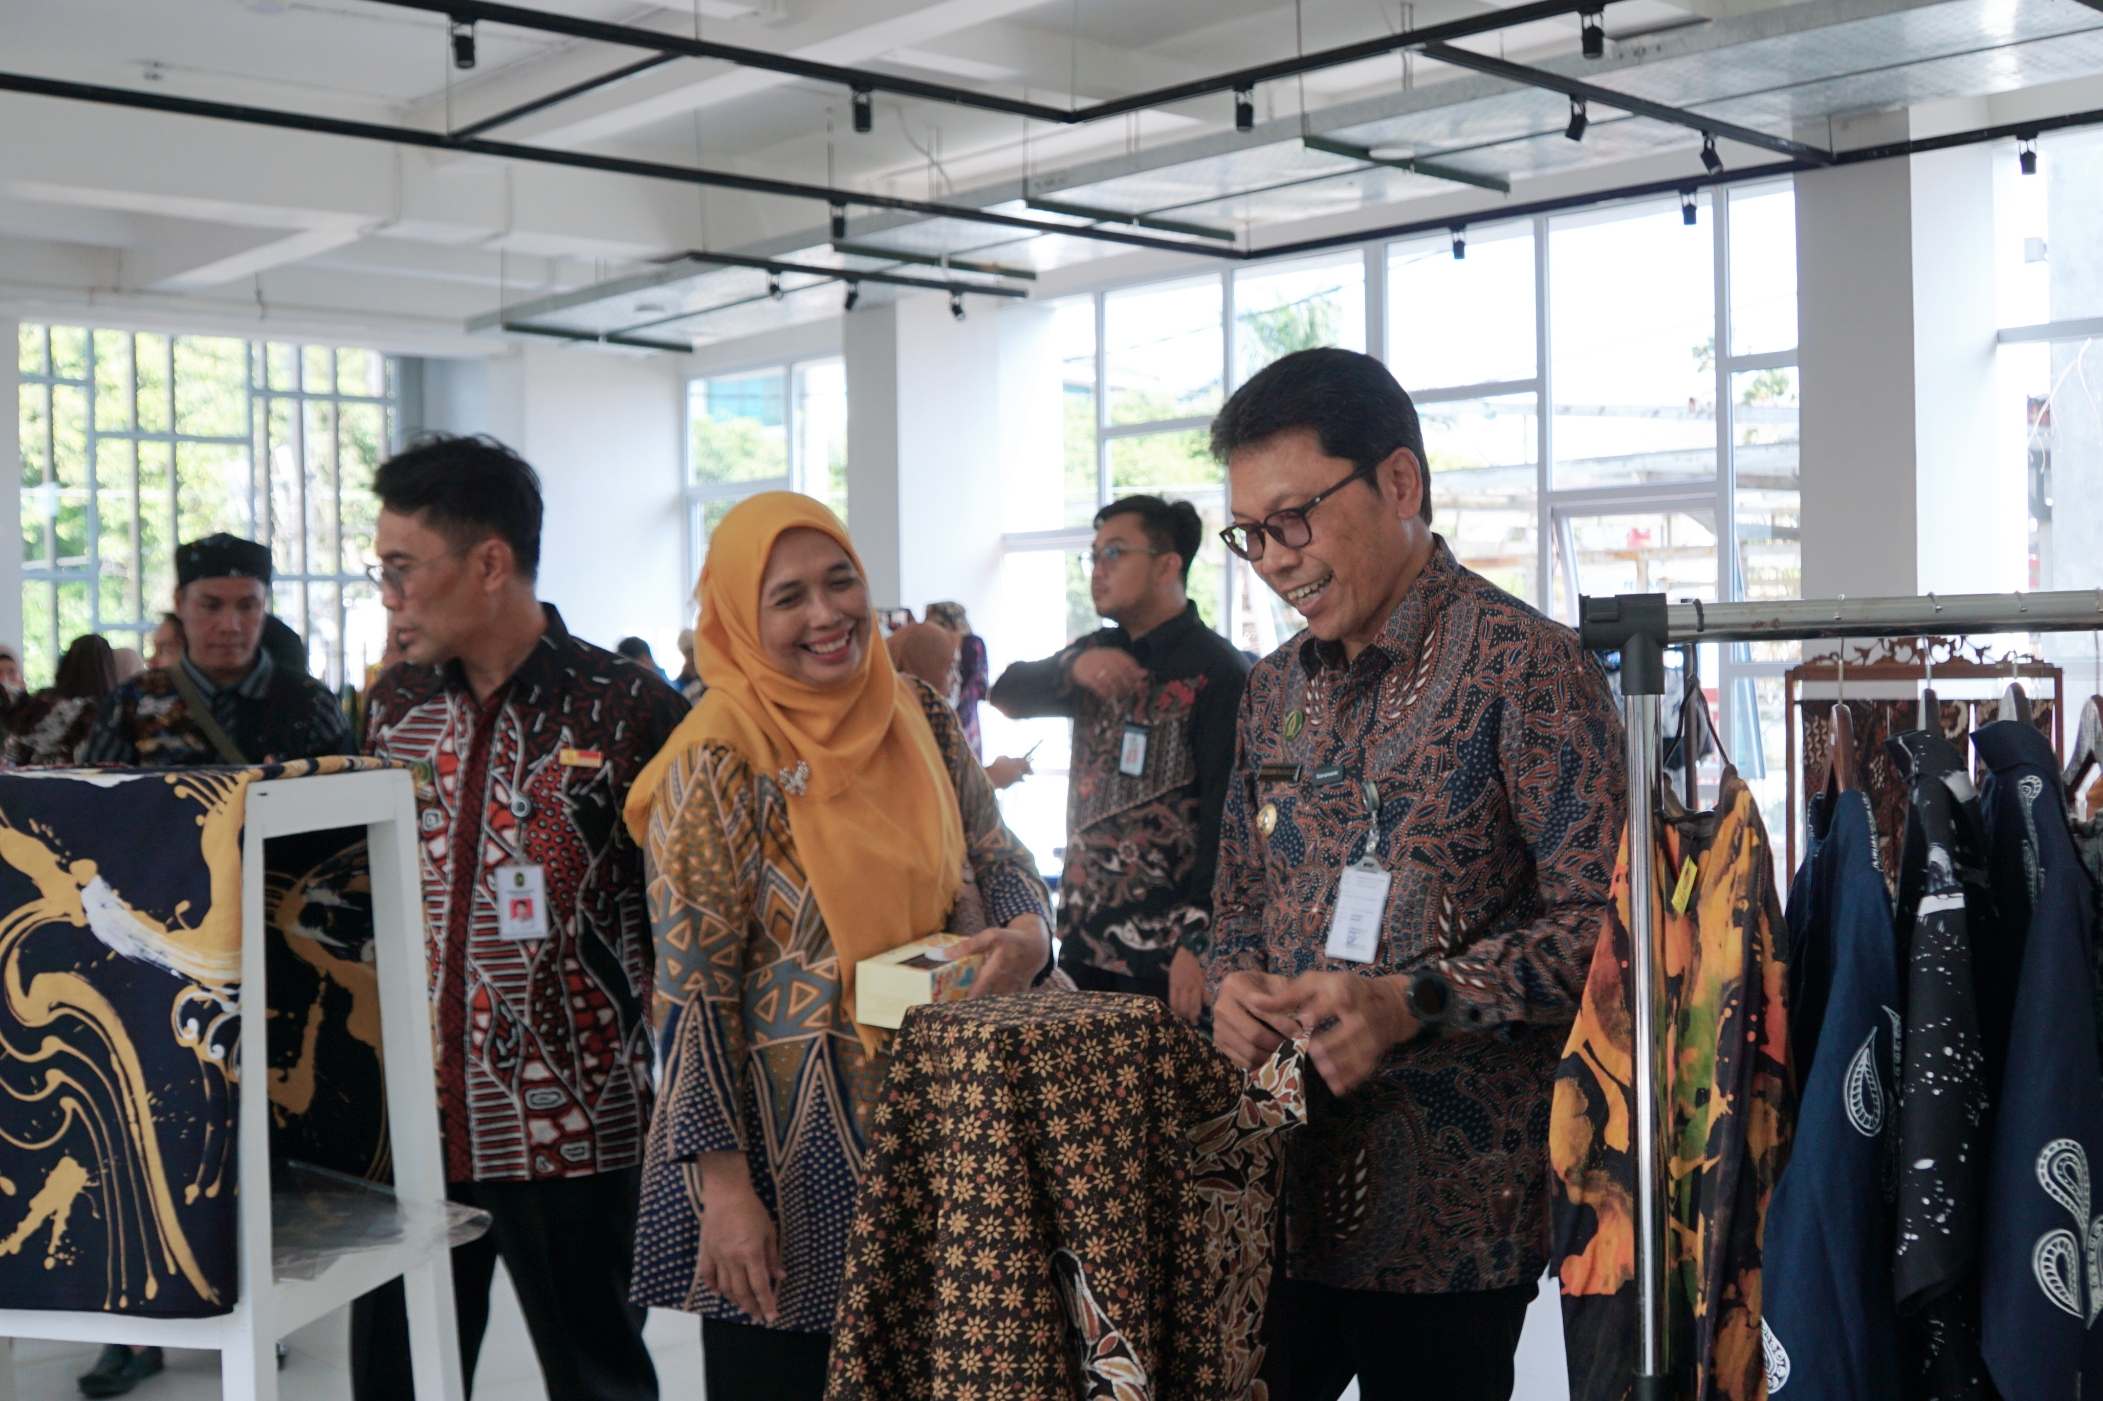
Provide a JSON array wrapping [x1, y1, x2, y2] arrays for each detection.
[[1063, 960, 1171, 1003], [701, 1318, 831, 1401], [1260, 1277, 1538, 1401], [350, 1168, 657, 1401]]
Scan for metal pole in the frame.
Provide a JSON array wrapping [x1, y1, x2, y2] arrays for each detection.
[[1657, 587, 2103, 645], [1619, 627, 1671, 1400]]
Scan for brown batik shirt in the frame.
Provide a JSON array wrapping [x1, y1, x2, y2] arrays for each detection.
[[1207, 537, 1625, 1293]]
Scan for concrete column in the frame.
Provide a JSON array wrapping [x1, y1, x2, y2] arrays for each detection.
[[0, 316, 20, 653], [843, 302, 902, 606]]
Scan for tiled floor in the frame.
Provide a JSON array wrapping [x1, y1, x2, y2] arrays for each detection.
[[3, 1268, 1567, 1400]]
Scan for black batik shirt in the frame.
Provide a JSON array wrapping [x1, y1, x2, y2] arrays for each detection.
[[83, 651, 354, 766], [990, 602, 1249, 985]]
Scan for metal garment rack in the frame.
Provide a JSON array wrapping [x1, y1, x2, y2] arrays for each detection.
[[1578, 586, 2103, 1400]]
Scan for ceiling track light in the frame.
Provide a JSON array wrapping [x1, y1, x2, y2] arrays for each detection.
[[1234, 86, 1254, 133], [949, 290, 966, 321], [1580, 11, 1606, 59], [851, 87, 873, 134], [767, 272, 784, 301], [1681, 188, 1698, 225], [1450, 226, 1466, 261], [449, 17, 477, 70], [843, 280, 860, 312], [2019, 135, 2039, 174], [1700, 133, 1723, 174], [1565, 97, 1588, 143], [830, 202, 847, 240]]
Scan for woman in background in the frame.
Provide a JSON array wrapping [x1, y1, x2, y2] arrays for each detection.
[[887, 622, 1032, 791], [923, 602, 988, 758]]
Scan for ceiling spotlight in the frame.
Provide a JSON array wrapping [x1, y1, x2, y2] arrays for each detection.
[[1681, 188, 1698, 225], [1580, 10, 1605, 58], [830, 202, 847, 240], [449, 18, 476, 70], [1234, 86, 1255, 133], [949, 290, 966, 321], [1700, 133, 1723, 174], [2019, 135, 2039, 175], [766, 272, 785, 301], [1450, 226, 1466, 261], [1565, 97, 1588, 143], [851, 87, 873, 134], [844, 280, 860, 312]]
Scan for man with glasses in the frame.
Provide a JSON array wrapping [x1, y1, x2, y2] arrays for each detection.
[[83, 532, 353, 767], [352, 434, 687, 1401], [1205, 350, 1623, 1401], [989, 494, 1248, 1023]]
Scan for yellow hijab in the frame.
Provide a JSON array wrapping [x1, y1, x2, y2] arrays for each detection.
[[624, 493, 965, 1049]]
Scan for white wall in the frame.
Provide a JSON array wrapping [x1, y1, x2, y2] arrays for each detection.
[[416, 343, 691, 664]]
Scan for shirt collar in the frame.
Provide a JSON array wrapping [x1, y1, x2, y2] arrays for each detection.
[[442, 602, 569, 703], [1298, 534, 1458, 678], [181, 648, 275, 700], [1127, 600, 1202, 664]]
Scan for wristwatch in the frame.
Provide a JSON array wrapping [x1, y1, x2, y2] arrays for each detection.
[[1404, 971, 1453, 1029]]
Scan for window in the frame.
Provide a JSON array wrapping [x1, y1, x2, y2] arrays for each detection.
[[686, 357, 847, 573], [15, 324, 397, 690]]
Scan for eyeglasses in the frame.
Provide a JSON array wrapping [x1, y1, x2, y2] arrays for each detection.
[[1082, 542, 1167, 571], [1218, 467, 1371, 561], [364, 542, 473, 598]]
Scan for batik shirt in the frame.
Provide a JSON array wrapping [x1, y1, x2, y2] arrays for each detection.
[[1207, 537, 1624, 1294], [991, 603, 1249, 985], [83, 652, 353, 766], [629, 678, 1051, 1332], [364, 605, 689, 1183]]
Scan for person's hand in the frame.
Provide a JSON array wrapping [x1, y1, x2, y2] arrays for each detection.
[[1168, 947, 1205, 1025], [1212, 970, 1295, 1069], [1070, 648, 1148, 702], [1248, 972, 1418, 1096], [951, 913, 1049, 998], [695, 1151, 781, 1323], [985, 755, 1033, 789]]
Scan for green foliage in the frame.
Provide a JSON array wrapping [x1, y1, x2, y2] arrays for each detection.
[[1739, 367, 1795, 404], [1238, 292, 1342, 377], [692, 414, 786, 486]]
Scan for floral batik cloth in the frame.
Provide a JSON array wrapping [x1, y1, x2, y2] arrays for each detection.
[[825, 992, 1305, 1401], [0, 757, 393, 1316], [1552, 768, 1794, 1401]]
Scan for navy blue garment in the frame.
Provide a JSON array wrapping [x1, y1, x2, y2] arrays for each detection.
[[1762, 789, 1902, 1401], [1973, 720, 2103, 1399], [1789, 790, 1839, 1081]]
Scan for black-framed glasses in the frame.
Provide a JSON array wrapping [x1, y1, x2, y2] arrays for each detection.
[[364, 542, 473, 598], [1082, 542, 1166, 571], [1218, 467, 1371, 561]]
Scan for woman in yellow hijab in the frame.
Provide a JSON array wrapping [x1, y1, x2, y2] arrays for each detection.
[[626, 492, 1051, 1398]]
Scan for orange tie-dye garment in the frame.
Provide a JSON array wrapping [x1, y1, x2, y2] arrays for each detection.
[[1551, 767, 1794, 1401]]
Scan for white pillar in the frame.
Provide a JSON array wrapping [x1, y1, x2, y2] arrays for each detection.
[[843, 303, 903, 607], [0, 316, 20, 653]]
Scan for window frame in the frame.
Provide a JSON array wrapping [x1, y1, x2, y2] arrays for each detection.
[[683, 354, 846, 586]]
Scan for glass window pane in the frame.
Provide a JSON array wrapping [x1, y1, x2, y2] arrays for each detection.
[[93, 331, 131, 432], [303, 346, 333, 396], [1000, 299, 1097, 533], [1556, 510, 1718, 616], [1732, 366, 1799, 603], [136, 335, 170, 434], [982, 549, 1083, 878], [1388, 224, 1536, 390], [1234, 253, 1365, 385], [50, 327, 87, 382], [691, 373, 788, 486], [1728, 185, 1797, 357], [1550, 200, 1717, 488], [1106, 276, 1222, 425], [1424, 393, 1538, 604], [1106, 429, 1228, 632], [338, 347, 385, 399], [793, 359, 849, 525], [18, 323, 43, 377], [174, 338, 249, 438]]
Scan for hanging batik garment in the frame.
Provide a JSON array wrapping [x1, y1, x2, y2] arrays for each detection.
[[1761, 789, 1901, 1401], [1553, 767, 1793, 1401], [0, 757, 393, 1316], [825, 991, 1305, 1401], [1972, 722, 2103, 1398], [1889, 729, 1999, 1401]]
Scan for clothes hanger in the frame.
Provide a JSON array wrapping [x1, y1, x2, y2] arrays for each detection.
[[1822, 649, 1858, 795], [1998, 651, 2033, 726], [1920, 635, 1940, 734], [2064, 694, 2103, 797]]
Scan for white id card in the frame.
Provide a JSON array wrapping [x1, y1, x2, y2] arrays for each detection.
[[1324, 864, 1391, 963], [1118, 723, 1149, 777], [496, 863, 549, 941]]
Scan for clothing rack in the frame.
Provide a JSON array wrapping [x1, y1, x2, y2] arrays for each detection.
[[1577, 586, 2103, 1401]]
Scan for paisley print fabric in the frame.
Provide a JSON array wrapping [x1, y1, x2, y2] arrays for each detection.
[[824, 992, 1303, 1401], [364, 604, 691, 1183], [629, 677, 1049, 1332], [0, 756, 391, 1316], [1551, 768, 1793, 1401], [1208, 536, 1625, 1294]]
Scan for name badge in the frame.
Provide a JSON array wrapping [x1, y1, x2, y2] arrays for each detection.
[[1325, 864, 1390, 963], [1118, 724, 1149, 777], [559, 748, 604, 768], [495, 863, 549, 942]]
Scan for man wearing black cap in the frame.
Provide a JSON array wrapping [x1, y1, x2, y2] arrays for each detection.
[[82, 532, 353, 766]]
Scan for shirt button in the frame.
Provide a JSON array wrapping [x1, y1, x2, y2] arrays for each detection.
[[510, 795, 533, 820], [419, 808, 444, 833]]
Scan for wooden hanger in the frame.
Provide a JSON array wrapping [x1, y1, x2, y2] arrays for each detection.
[[1920, 636, 1941, 735], [1827, 701, 1858, 793]]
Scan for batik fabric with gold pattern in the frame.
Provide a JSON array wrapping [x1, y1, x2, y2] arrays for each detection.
[[629, 677, 1049, 1332], [825, 992, 1305, 1401], [1552, 768, 1794, 1401], [0, 756, 391, 1316]]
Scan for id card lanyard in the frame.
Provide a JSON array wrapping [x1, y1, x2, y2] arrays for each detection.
[[1325, 778, 1390, 963]]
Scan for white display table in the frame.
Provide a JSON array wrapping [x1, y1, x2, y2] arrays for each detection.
[[0, 768, 462, 1401]]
